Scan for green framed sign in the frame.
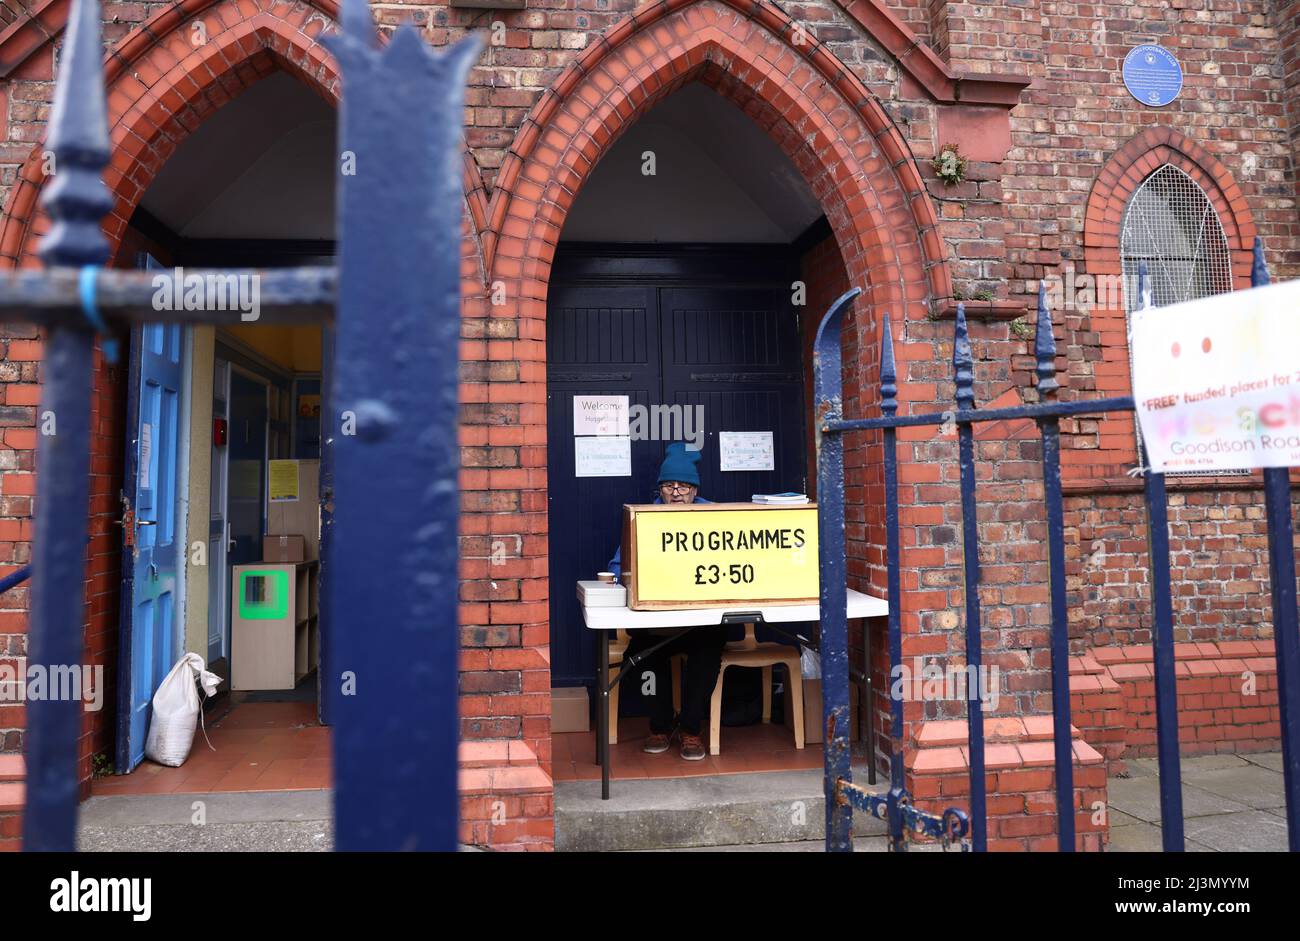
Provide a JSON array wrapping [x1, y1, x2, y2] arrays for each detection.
[[238, 569, 289, 620]]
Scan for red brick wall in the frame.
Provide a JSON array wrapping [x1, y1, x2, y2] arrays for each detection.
[[0, 323, 36, 752], [907, 717, 1109, 851], [1072, 642, 1283, 775], [0, 328, 122, 780], [0, 0, 1297, 852], [1065, 488, 1300, 651]]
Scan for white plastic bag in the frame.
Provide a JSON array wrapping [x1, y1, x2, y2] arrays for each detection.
[[800, 646, 821, 680], [144, 652, 221, 767]]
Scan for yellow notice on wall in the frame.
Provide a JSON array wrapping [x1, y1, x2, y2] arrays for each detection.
[[268, 460, 300, 503], [629, 504, 818, 605]]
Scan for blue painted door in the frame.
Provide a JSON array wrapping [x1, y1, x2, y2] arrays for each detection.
[[546, 284, 662, 688], [545, 254, 807, 690], [118, 321, 185, 771]]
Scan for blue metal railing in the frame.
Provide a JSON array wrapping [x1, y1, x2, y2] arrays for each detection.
[[0, 0, 470, 851], [814, 243, 1300, 852]]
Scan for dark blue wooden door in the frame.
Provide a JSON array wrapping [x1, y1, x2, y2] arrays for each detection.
[[546, 284, 661, 687], [227, 370, 268, 568], [546, 252, 806, 691], [660, 287, 807, 503]]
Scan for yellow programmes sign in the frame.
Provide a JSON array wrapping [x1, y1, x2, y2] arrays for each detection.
[[627, 504, 819, 607]]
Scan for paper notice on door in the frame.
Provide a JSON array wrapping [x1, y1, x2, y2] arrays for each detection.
[[139, 423, 152, 490], [1132, 279, 1300, 472], [575, 436, 632, 477], [719, 431, 775, 471], [573, 395, 629, 436], [268, 459, 300, 502]]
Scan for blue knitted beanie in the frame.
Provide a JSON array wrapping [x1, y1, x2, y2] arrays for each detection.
[[656, 442, 702, 486]]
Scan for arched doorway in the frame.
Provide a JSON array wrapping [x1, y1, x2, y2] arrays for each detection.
[[545, 81, 827, 706], [483, 0, 952, 797], [0, 0, 344, 781], [115, 67, 337, 772]]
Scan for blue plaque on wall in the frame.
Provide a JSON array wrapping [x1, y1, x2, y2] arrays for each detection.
[[1123, 44, 1183, 107]]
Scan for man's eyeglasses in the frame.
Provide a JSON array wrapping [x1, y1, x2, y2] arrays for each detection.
[[658, 483, 695, 495]]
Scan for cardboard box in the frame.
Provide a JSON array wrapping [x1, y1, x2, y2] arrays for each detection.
[[785, 677, 859, 745], [551, 686, 590, 733], [262, 534, 306, 563], [620, 502, 818, 610]]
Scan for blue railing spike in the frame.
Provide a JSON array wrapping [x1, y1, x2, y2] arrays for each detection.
[[1034, 280, 1058, 397], [880, 312, 897, 417], [1252, 237, 1269, 288], [37, 0, 112, 267], [953, 301, 973, 411], [952, 297, 986, 849], [325, 9, 480, 848], [23, 0, 112, 851]]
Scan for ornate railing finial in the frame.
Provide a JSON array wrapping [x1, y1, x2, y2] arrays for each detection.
[[953, 302, 973, 412], [880, 312, 897, 417], [1252, 236, 1269, 288], [324, 0, 481, 849], [1034, 280, 1058, 397], [37, 0, 111, 267]]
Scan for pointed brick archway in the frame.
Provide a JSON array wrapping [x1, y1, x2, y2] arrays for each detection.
[[0, 0, 487, 270], [480, 0, 951, 336], [470, 0, 955, 775]]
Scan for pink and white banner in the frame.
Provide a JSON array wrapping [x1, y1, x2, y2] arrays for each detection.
[[1132, 279, 1300, 473]]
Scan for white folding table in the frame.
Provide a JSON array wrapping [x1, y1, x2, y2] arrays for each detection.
[[579, 585, 888, 798]]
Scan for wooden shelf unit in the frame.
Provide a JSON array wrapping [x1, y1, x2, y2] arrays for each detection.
[[231, 559, 320, 690]]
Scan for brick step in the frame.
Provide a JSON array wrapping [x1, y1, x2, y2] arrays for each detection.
[[0, 754, 24, 782], [459, 740, 539, 769], [0, 781, 24, 813]]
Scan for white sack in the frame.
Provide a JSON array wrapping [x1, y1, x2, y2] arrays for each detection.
[[800, 646, 821, 680], [144, 652, 221, 767]]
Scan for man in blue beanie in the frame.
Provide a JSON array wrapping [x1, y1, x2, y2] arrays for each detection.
[[606, 442, 724, 761]]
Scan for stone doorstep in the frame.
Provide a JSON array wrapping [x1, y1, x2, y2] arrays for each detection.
[[553, 769, 887, 851]]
